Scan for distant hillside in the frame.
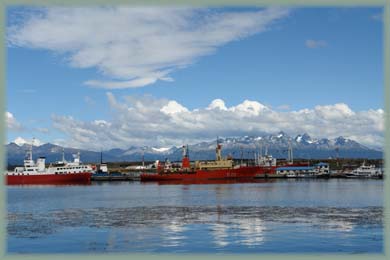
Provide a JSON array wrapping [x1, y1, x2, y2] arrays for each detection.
[[6, 132, 382, 166]]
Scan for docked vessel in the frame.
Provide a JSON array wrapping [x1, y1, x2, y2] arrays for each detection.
[[345, 162, 383, 178], [6, 141, 93, 185], [140, 142, 277, 182], [275, 162, 330, 178]]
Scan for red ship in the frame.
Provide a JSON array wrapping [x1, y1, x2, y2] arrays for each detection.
[[141, 142, 278, 182], [6, 140, 93, 185]]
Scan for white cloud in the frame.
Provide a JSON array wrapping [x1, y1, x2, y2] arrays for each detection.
[[305, 39, 327, 48], [160, 101, 189, 115], [314, 103, 355, 120], [6, 111, 22, 130], [207, 99, 227, 111], [50, 94, 384, 150], [229, 100, 269, 116], [13, 137, 42, 146], [8, 7, 290, 89]]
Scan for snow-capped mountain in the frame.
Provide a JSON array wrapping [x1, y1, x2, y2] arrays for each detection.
[[5, 132, 382, 165]]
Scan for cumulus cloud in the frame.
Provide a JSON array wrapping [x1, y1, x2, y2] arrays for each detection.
[[207, 99, 227, 111], [8, 6, 290, 89], [50, 94, 384, 150], [6, 112, 22, 130], [305, 39, 327, 48]]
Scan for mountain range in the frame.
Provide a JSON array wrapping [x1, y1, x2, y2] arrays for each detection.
[[6, 132, 382, 166]]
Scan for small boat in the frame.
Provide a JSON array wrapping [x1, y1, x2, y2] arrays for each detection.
[[5, 140, 93, 185], [345, 161, 383, 178]]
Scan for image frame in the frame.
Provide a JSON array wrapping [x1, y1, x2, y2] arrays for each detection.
[[0, 0, 389, 259]]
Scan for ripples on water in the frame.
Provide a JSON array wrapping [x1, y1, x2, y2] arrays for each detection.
[[7, 180, 384, 253]]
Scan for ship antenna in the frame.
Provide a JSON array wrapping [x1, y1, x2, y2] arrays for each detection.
[[62, 147, 65, 162], [100, 149, 103, 164], [30, 138, 34, 161], [240, 146, 243, 165], [142, 147, 145, 168], [288, 140, 294, 164]]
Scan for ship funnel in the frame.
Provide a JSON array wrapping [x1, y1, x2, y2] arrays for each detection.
[[182, 145, 190, 168], [37, 157, 46, 171], [73, 151, 80, 165]]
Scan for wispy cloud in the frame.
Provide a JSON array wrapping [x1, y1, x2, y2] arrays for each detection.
[[8, 7, 290, 89], [17, 88, 36, 93], [35, 127, 49, 133], [6, 111, 22, 131], [84, 96, 96, 106], [51, 94, 384, 150], [371, 13, 382, 21], [305, 39, 327, 49]]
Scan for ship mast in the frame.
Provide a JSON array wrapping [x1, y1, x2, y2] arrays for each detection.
[[288, 140, 294, 164], [62, 148, 66, 162], [24, 138, 35, 167], [29, 138, 34, 161], [216, 137, 222, 161], [142, 147, 145, 168]]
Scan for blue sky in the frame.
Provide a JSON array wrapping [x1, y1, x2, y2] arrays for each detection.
[[6, 6, 384, 149]]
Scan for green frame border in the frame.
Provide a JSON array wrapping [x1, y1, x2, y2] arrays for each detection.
[[0, 0, 389, 259]]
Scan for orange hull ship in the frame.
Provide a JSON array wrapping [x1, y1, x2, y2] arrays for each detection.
[[141, 142, 278, 182], [140, 166, 276, 182]]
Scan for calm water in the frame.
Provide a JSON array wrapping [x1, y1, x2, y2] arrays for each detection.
[[7, 179, 383, 254]]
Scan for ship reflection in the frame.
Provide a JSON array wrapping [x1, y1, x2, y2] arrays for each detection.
[[162, 220, 187, 247], [211, 217, 267, 247], [7, 206, 382, 251], [152, 178, 276, 185]]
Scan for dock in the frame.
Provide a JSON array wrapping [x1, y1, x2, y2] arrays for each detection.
[[91, 172, 141, 181]]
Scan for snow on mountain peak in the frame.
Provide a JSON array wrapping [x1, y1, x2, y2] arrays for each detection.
[[13, 137, 42, 146], [152, 147, 171, 153]]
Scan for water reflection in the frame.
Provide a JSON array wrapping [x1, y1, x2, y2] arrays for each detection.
[[7, 180, 384, 253], [154, 178, 275, 185], [162, 220, 187, 247], [8, 206, 382, 241], [234, 217, 266, 246]]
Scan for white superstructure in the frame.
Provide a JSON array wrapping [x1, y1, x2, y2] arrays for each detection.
[[7, 141, 93, 176], [346, 161, 383, 178]]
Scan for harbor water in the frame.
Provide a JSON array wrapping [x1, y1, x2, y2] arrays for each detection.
[[7, 179, 383, 254]]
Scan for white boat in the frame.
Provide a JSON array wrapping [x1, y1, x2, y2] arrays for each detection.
[[346, 161, 383, 178], [6, 140, 93, 185]]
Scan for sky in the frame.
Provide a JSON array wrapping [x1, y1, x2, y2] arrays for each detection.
[[5, 6, 384, 150]]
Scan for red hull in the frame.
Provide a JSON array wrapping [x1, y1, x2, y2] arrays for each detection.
[[6, 172, 92, 185], [140, 166, 276, 182]]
